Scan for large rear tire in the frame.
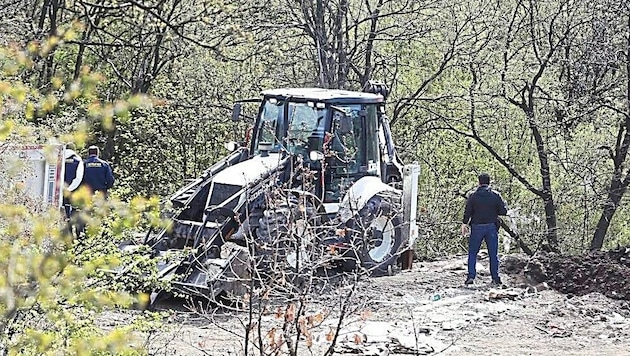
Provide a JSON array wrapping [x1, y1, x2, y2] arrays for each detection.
[[347, 193, 404, 276]]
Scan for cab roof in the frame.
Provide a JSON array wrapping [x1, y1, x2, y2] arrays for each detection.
[[261, 88, 384, 104]]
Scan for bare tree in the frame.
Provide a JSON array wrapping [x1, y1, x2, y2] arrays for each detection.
[[493, 0, 577, 251], [181, 186, 377, 356], [537, 0, 630, 250], [0, 0, 248, 95], [424, 0, 592, 252], [572, 2, 630, 250], [270, 0, 446, 89]]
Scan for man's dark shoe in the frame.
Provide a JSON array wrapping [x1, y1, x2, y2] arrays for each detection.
[[491, 278, 502, 286], [465, 277, 474, 285]]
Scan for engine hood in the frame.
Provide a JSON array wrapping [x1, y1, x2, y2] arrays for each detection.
[[212, 153, 283, 186]]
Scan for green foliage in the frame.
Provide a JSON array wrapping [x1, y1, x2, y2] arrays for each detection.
[[0, 184, 156, 354], [1, 35, 163, 354], [3, 3, 630, 355], [110, 107, 235, 198]]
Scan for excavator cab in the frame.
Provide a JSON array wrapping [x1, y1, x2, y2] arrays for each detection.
[[249, 88, 397, 209]]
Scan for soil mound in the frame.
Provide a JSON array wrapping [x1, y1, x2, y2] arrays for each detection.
[[503, 246, 630, 300]]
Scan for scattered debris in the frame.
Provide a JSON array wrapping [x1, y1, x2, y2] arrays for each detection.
[[487, 288, 520, 300], [534, 323, 572, 338], [134, 252, 630, 355]]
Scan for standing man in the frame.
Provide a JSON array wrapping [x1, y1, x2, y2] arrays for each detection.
[[461, 173, 508, 285], [82, 145, 114, 196], [63, 147, 84, 219]]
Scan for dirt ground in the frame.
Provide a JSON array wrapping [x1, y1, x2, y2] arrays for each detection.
[[110, 248, 630, 355]]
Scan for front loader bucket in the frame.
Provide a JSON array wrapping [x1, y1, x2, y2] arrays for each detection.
[[169, 242, 251, 300], [148, 208, 253, 303]]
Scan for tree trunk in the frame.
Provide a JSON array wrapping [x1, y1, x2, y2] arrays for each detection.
[[526, 108, 560, 251], [542, 192, 559, 251], [591, 178, 628, 250], [591, 17, 630, 250], [36, 0, 60, 90], [74, 10, 99, 80], [314, 0, 329, 87], [73, 38, 87, 80], [334, 0, 349, 89]]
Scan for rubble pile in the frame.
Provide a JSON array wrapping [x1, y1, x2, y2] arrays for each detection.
[[508, 247, 630, 300]]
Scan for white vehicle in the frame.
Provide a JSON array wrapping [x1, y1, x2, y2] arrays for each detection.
[[133, 83, 420, 302], [0, 143, 65, 209]]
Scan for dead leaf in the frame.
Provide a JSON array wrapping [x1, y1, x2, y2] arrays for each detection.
[[286, 303, 296, 322], [326, 327, 335, 342], [301, 324, 312, 338], [314, 312, 325, 324], [353, 333, 363, 345], [267, 328, 276, 340], [275, 333, 283, 348], [298, 317, 308, 333], [267, 327, 276, 345], [309, 312, 324, 326]]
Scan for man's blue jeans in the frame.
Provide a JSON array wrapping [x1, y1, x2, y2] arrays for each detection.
[[468, 223, 499, 280]]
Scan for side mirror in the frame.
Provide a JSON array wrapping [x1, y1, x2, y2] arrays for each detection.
[[231, 103, 242, 121]]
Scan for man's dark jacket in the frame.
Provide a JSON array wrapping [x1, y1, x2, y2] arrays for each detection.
[[64, 150, 83, 192], [82, 155, 114, 192], [463, 185, 507, 225]]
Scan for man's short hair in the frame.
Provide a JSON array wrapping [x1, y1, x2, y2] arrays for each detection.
[[88, 145, 99, 156], [478, 173, 491, 185]]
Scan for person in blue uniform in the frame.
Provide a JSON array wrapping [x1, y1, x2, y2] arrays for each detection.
[[461, 173, 508, 286], [82, 145, 114, 196]]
